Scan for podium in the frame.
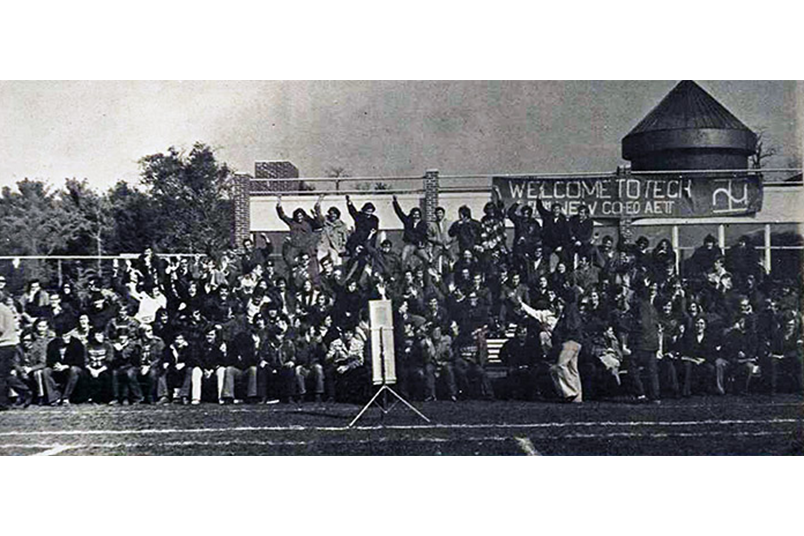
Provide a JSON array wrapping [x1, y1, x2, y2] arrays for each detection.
[[348, 299, 430, 427]]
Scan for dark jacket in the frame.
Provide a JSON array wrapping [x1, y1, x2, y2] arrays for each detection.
[[346, 201, 379, 253], [264, 338, 296, 368], [198, 341, 226, 370], [393, 199, 428, 245], [507, 204, 542, 250], [163, 343, 197, 369], [630, 297, 660, 352], [569, 214, 593, 245], [500, 338, 539, 369], [536, 199, 570, 250], [110, 340, 141, 369], [553, 302, 583, 345], [683, 330, 720, 362], [46, 337, 86, 368], [231, 330, 265, 368], [448, 219, 483, 252]]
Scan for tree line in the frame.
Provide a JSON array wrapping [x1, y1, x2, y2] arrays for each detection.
[[0, 143, 234, 284], [0, 143, 234, 258]]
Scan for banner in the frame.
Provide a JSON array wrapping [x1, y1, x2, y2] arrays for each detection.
[[492, 174, 763, 219]]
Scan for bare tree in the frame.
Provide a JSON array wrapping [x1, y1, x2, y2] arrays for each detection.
[[325, 166, 391, 192], [750, 127, 779, 169], [325, 166, 350, 178]]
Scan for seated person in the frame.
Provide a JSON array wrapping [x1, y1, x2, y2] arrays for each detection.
[[43, 326, 86, 406], [680, 317, 720, 397], [499, 324, 541, 401], [84, 329, 113, 403], [109, 327, 143, 405]]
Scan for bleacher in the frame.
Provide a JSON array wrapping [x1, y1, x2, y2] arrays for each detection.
[[485, 325, 517, 378]]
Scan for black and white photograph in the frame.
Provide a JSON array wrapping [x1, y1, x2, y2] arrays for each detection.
[[0, 79, 800, 457], [2, 5, 803, 536]]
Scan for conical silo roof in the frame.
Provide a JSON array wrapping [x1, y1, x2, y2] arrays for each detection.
[[627, 80, 752, 135], [622, 81, 757, 165]]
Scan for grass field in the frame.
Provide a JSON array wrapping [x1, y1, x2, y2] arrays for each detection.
[[1, 394, 802, 455]]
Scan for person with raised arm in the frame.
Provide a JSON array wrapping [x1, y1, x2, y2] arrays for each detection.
[[392, 194, 428, 265], [313, 194, 349, 266], [276, 194, 320, 278], [344, 194, 379, 255], [506, 201, 542, 258], [536, 197, 570, 266]]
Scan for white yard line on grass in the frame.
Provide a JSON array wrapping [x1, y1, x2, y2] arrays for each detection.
[[7, 400, 803, 417], [32, 444, 76, 456], [515, 437, 541, 455], [0, 417, 798, 437], [0, 429, 794, 455]]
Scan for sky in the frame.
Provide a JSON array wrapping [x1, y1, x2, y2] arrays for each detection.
[[0, 80, 800, 191]]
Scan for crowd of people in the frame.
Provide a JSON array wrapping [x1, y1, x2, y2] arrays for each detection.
[[0, 191, 802, 411]]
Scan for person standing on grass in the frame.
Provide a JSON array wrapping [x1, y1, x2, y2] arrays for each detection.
[[549, 290, 584, 403], [627, 282, 662, 403], [0, 290, 21, 411]]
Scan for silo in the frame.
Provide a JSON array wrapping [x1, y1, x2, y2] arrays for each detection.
[[622, 80, 757, 171]]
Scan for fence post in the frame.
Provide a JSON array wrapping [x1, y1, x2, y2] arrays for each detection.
[[764, 223, 772, 274], [57, 259, 63, 288], [423, 169, 439, 222], [232, 172, 252, 252], [672, 225, 680, 274], [616, 166, 633, 245]]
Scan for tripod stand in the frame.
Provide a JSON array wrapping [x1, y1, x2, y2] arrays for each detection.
[[348, 323, 430, 427]]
